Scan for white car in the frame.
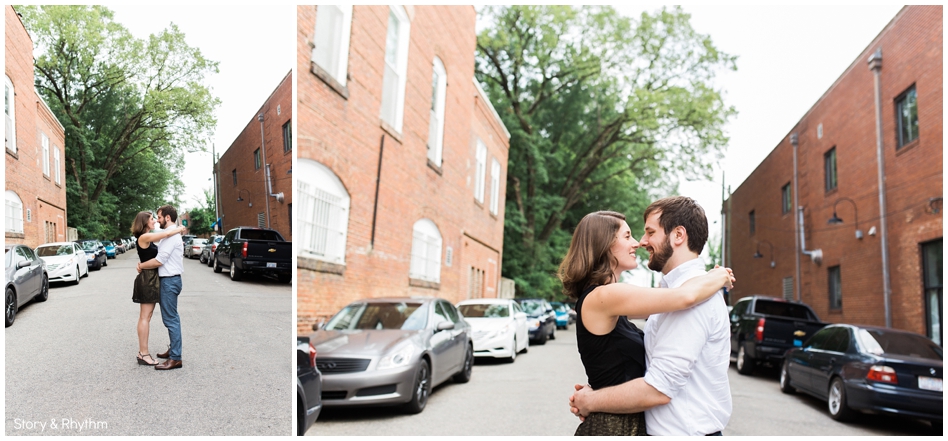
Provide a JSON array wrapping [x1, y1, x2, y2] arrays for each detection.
[[456, 298, 529, 363], [185, 238, 207, 259], [34, 242, 89, 285]]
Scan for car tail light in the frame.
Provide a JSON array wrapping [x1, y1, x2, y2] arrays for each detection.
[[242, 242, 248, 258], [309, 343, 317, 368], [867, 365, 898, 385], [755, 318, 765, 342], [212, 243, 218, 252]]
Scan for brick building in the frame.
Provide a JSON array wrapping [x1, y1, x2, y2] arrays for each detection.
[[297, 5, 511, 333], [725, 6, 942, 343], [217, 71, 293, 241], [5, 5, 68, 248]]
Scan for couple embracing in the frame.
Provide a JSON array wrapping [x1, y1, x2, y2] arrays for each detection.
[[562, 196, 734, 436], [130, 205, 187, 370]]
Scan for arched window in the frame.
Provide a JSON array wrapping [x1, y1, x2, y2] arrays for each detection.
[[298, 159, 350, 264], [5, 75, 15, 153], [410, 218, 442, 283], [427, 57, 447, 167], [5, 190, 24, 233]]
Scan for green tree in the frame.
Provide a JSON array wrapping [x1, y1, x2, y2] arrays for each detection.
[[477, 6, 736, 299], [184, 188, 216, 237], [18, 5, 219, 239]]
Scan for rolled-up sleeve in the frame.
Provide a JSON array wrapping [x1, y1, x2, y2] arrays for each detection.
[[155, 239, 173, 265], [643, 307, 711, 399]]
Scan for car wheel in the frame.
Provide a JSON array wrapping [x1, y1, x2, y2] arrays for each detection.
[[453, 344, 474, 383], [297, 396, 306, 435], [73, 266, 81, 285], [779, 359, 796, 394], [35, 274, 49, 302], [229, 262, 243, 281], [827, 377, 855, 421], [507, 336, 518, 363], [199, 253, 206, 264], [404, 360, 431, 414], [278, 274, 291, 284], [535, 329, 548, 345], [5, 287, 16, 328], [213, 255, 223, 273], [102, 256, 107, 266], [736, 342, 755, 375]]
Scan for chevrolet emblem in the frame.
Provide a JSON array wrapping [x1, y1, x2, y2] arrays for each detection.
[[793, 330, 806, 337], [268, 248, 276, 253]]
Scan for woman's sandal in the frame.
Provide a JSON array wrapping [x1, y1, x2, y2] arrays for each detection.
[[137, 351, 159, 366]]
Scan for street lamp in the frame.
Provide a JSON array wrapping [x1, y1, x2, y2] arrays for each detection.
[[753, 240, 775, 268], [236, 189, 252, 207], [827, 197, 863, 239]]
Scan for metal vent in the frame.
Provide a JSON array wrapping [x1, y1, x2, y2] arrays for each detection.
[[782, 277, 794, 301]]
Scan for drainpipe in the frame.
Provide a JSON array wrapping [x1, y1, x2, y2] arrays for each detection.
[[869, 49, 892, 328], [791, 133, 802, 303], [259, 113, 271, 229]]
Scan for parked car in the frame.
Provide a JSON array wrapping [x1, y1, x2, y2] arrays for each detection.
[[551, 301, 574, 330], [201, 235, 222, 264], [102, 240, 117, 259], [213, 227, 292, 283], [781, 324, 942, 431], [730, 295, 826, 375], [34, 242, 89, 285], [5, 244, 49, 327], [456, 298, 529, 363], [297, 336, 322, 435], [311, 297, 474, 414], [75, 240, 107, 269], [185, 238, 207, 259], [516, 298, 557, 345], [111, 239, 125, 254]]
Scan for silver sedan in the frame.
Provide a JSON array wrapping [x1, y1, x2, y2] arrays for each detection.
[[310, 297, 474, 414]]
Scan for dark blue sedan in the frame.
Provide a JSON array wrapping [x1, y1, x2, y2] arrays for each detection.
[[781, 324, 942, 432]]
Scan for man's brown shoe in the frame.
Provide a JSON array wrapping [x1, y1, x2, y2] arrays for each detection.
[[157, 348, 171, 359], [155, 359, 182, 370]]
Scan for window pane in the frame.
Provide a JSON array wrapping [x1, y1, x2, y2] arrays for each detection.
[[828, 266, 841, 310], [825, 148, 837, 191], [898, 87, 919, 146], [314, 6, 343, 79]]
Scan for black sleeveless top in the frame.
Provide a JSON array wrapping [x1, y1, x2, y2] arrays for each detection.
[[136, 236, 159, 263], [575, 284, 647, 390]]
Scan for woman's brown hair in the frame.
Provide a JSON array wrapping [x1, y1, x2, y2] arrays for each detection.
[[557, 211, 626, 300], [131, 211, 152, 238]]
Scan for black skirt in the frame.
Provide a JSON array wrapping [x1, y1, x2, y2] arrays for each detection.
[[575, 412, 647, 436], [132, 268, 160, 304]]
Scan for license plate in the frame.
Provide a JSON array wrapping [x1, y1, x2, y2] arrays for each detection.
[[919, 376, 943, 392], [793, 339, 802, 347], [267, 262, 276, 268]]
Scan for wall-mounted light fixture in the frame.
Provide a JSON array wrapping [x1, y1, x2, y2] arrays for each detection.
[[236, 189, 252, 207], [827, 197, 863, 239], [753, 240, 776, 268]]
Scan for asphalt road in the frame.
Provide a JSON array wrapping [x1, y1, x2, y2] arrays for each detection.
[[5, 251, 293, 436], [310, 320, 936, 436]]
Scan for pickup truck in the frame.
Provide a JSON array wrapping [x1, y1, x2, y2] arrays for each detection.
[[729, 295, 826, 375], [213, 227, 292, 283]]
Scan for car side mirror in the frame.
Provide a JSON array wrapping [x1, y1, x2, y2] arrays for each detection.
[[436, 321, 455, 332], [515, 312, 527, 319], [313, 318, 326, 331], [16, 260, 30, 269]]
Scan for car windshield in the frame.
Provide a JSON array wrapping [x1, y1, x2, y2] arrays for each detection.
[[551, 302, 568, 313], [458, 304, 509, 318], [519, 301, 546, 315], [78, 242, 98, 251], [324, 302, 428, 331], [856, 328, 943, 360], [35, 245, 73, 257]]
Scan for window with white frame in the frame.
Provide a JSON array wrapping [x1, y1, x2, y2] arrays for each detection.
[[54, 147, 61, 185], [312, 5, 353, 86], [490, 158, 500, 215], [410, 218, 442, 283], [298, 158, 350, 264], [41, 133, 50, 176], [427, 57, 447, 167], [4, 75, 15, 153], [474, 139, 486, 203], [379, 6, 410, 132], [5, 190, 23, 233]]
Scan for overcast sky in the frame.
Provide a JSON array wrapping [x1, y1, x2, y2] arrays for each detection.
[[108, 4, 296, 214]]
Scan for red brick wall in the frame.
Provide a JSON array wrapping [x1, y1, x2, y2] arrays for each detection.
[[5, 6, 67, 248], [726, 6, 942, 338], [218, 71, 293, 241], [296, 5, 510, 334]]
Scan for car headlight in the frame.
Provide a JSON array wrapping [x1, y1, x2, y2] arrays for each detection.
[[530, 319, 542, 329], [487, 322, 514, 340], [378, 344, 415, 370]]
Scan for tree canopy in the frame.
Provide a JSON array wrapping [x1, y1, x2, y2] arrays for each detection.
[[18, 5, 220, 239], [476, 6, 736, 299]]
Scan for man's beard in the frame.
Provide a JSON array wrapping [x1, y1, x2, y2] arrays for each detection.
[[647, 234, 673, 272], [159, 219, 168, 229]]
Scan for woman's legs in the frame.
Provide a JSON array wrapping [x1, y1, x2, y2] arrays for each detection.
[[138, 303, 156, 355]]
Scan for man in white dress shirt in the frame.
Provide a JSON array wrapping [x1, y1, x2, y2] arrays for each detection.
[[137, 205, 186, 370], [570, 196, 732, 435]]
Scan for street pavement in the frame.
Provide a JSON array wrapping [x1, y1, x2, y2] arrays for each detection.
[[5, 251, 293, 436], [310, 319, 934, 436]]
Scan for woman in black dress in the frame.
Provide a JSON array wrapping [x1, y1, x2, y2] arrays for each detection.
[[130, 211, 186, 366], [558, 211, 733, 436]]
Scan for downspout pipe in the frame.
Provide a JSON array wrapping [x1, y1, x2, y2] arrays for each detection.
[[259, 113, 271, 229], [792, 133, 802, 303], [869, 48, 892, 328]]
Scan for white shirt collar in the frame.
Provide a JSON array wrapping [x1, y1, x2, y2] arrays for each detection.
[[661, 257, 705, 288]]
